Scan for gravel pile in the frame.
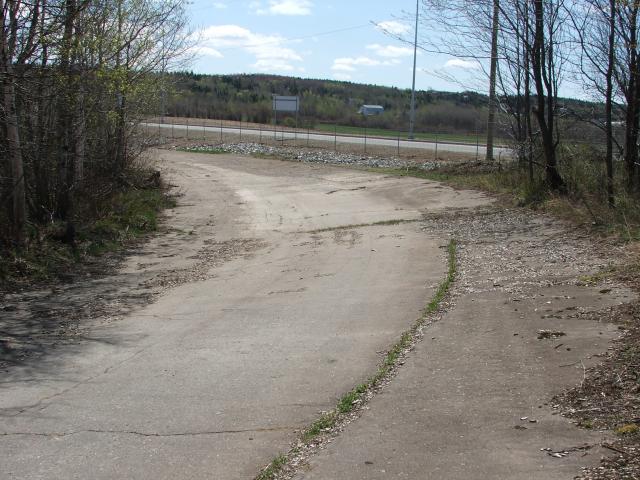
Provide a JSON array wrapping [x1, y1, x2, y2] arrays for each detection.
[[181, 142, 503, 172]]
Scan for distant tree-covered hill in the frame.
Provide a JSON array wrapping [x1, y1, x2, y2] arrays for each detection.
[[165, 72, 602, 140], [166, 72, 492, 135]]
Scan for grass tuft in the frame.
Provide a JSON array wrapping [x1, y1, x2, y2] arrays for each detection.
[[615, 424, 639, 436], [255, 454, 288, 480]]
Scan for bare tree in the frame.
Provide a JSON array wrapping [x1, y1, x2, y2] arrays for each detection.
[[419, 0, 568, 189], [530, 0, 565, 189], [615, 1, 640, 190], [568, 0, 617, 206], [1, 0, 189, 247]]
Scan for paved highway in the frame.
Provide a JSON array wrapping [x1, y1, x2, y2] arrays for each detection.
[[144, 122, 511, 157]]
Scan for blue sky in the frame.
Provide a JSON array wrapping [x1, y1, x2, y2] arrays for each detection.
[[186, 0, 474, 92]]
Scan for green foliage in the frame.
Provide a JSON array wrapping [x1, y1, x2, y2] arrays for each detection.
[[255, 454, 288, 480], [84, 189, 172, 252], [0, 186, 174, 289], [283, 117, 297, 128], [337, 383, 368, 414], [303, 412, 338, 441]]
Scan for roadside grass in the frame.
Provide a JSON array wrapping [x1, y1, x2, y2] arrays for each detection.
[[255, 455, 288, 480], [371, 164, 640, 242], [0, 187, 175, 290], [255, 239, 457, 480], [313, 124, 506, 146], [83, 189, 176, 255]]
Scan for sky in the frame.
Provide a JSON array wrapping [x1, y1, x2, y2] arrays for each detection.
[[186, 0, 478, 93]]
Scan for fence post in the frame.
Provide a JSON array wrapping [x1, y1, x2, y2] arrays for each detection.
[[334, 123, 337, 151], [476, 128, 479, 161], [239, 120, 242, 142], [186, 117, 189, 139], [364, 124, 367, 154], [220, 118, 223, 143], [203, 121, 205, 141], [307, 127, 310, 147], [435, 134, 438, 161], [260, 124, 262, 144], [397, 135, 400, 156]]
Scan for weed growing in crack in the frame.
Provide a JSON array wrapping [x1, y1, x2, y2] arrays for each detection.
[[255, 454, 288, 480]]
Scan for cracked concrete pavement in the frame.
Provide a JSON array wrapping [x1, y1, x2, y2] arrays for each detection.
[[292, 209, 635, 479], [1, 151, 490, 479], [3, 152, 631, 480]]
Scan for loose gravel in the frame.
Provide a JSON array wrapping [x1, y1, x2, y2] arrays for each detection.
[[175, 142, 505, 172]]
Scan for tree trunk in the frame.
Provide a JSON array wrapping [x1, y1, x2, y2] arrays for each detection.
[[1, 0, 26, 244], [486, 0, 500, 162], [56, 0, 78, 219], [624, 5, 639, 191], [3, 75, 26, 245], [531, 0, 564, 190], [605, 0, 615, 207]]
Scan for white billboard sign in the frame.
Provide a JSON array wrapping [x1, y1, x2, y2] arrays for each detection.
[[273, 95, 299, 112]]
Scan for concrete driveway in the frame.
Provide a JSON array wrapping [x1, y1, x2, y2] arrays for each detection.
[[1, 152, 490, 479]]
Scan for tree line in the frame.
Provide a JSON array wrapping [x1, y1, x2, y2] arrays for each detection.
[[166, 72, 501, 134], [1, 0, 187, 248]]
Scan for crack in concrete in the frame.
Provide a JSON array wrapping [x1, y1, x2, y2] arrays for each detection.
[[304, 218, 419, 234], [1, 426, 295, 438], [1, 345, 157, 418]]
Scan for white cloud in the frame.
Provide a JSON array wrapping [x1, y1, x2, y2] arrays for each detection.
[[252, 0, 313, 16], [331, 56, 400, 72], [443, 59, 480, 70], [193, 46, 224, 58], [376, 20, 411, 36], [213, 2, 227, 8], [333, 73, 352, 81], [366, 43, 413, 58], [195, 24, 304, 73]]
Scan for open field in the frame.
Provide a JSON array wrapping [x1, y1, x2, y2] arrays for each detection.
[[313, 123, 507, 146]]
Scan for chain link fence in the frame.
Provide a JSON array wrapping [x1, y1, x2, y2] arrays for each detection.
[[142, 116, 503, 162]]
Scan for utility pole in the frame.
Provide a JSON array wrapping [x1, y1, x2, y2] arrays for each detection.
[[486, 0, 500, 161], [408, 0, 419, 140]]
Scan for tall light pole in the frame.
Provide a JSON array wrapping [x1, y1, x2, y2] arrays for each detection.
[[408, 0, 419, 140]]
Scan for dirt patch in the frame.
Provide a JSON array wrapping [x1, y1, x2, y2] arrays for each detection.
[[554, 301, 640, 480], [141, 238, 265, 289], [332, 230, 362, 248]]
